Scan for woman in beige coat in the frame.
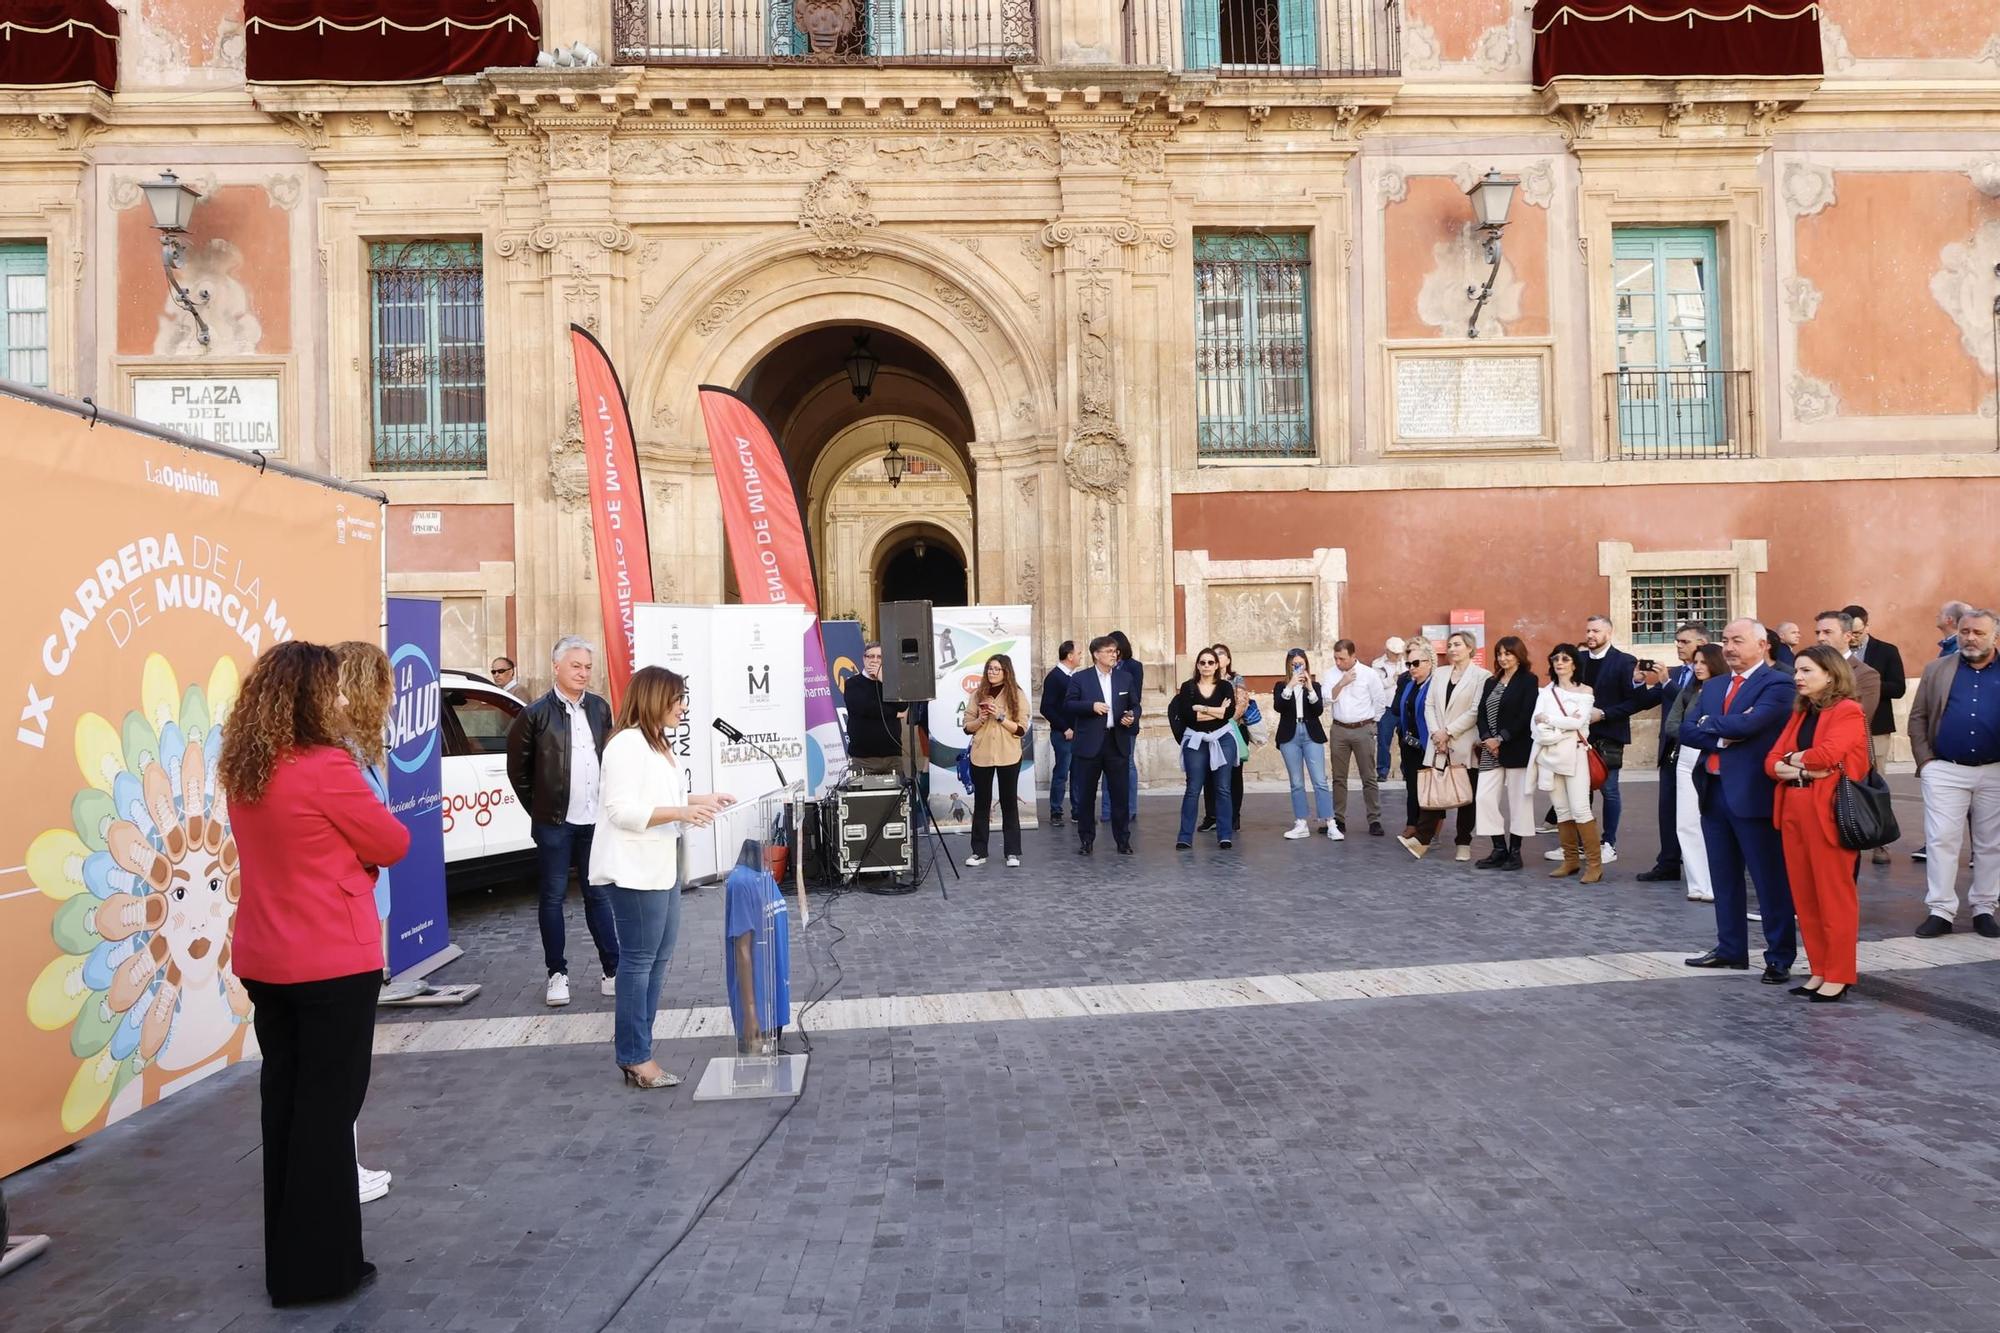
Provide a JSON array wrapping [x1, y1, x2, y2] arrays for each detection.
[[1400, 631, 1491, 862]]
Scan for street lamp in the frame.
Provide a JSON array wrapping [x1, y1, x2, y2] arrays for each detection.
[[140, 170, 211, 346], [1462, 167, 1520, 340], [844, 332, 879, 402], [880, 432, 908, 488]]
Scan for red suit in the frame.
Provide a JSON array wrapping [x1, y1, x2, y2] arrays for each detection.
[[1766, 699, 1871, 984]]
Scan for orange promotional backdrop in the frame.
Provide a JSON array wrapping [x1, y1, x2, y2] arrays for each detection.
[[0, 387, 382, 1177]]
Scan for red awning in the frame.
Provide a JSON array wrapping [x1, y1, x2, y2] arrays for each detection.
[[245, 1, 541, 85], [1532, 1, 1823, 87], [0, 2, 119, 92]]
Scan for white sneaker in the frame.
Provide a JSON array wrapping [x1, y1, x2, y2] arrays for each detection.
[[1544, 847, 1566, 862], [600, 975, 616, 998], [1283, 820, 1310, 840], [1688, 890, 1714, 902], [545, 972, 571, 1007], [1326, 823, 1345, 841], [1748, 910, 1763, 922], [1005, 855, 1020, 868], [1601, 844, 1619, 864], [965, 854, 987, 867], [358, 1164, 392, 1204]]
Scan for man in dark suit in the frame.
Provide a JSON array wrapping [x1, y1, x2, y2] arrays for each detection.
[[1681, 618, 1797, 982], [1635, 623, 1709, 883], [1844, 605, 1906, 865], [1579, 615, 1645, 862], [1039, 640, 1080, 827], [1064, 635, 1142, 855]]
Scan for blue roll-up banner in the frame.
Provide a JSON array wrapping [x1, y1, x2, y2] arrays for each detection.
[[385, 597, 449, 978]]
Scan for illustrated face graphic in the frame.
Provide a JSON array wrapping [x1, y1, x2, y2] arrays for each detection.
[[158, 845, 234, 985]]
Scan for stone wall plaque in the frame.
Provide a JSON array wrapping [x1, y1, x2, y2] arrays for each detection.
[[1391, 352, 1546, 445], [1206, 581, 1315, 654], [131, 375, 282, 453]]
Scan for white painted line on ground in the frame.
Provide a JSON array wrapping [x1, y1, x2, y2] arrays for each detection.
[[367, 936, 2000, 1059]]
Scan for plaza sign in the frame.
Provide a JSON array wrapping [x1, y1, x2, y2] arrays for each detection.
[[131, 376, 281, 453]]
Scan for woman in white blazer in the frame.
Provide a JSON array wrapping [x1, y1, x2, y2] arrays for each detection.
[[1530, 643, 1602, 883], [1404, 631, 1491, 861], [590, 667, 735, 1089]]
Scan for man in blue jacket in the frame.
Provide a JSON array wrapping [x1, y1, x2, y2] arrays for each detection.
[[1064, 636, 1142, 855], [1681, 618, 1796, 983], [1038, 640, 1080, 827]]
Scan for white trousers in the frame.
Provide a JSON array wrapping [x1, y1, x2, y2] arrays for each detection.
[[1674, 745, 1712, 900], [1920, 760, 2000, 920], [1545, 766, 1594, 824], [1474, 766, 1535, 837]]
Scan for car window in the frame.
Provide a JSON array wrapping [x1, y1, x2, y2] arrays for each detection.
[[445, 688, 517, 756]]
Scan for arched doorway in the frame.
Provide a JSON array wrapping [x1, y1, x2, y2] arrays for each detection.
[[719, 323, 978, 633], [873, 524, 969, 610]]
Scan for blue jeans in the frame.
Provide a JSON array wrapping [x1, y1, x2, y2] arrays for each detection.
[[1279, 735, 1333, 821], [1600, 765, 1623, 844], [532, 821, 620, 979], [1048, 728, 1076, 819], [1179, 742, 1235, 843], [604, 884, 681, 1067], [1376, 717, 1395, 780]]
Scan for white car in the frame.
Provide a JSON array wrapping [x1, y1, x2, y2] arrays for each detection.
[[439, 670, 534, 885]]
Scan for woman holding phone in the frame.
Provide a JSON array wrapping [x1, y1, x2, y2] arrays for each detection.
[[1273, 647, 1334, 840], [964, 654, 1028, 868]]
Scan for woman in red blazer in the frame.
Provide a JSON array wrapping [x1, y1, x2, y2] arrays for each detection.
[[220, 640, 410, 1307], [1766, 644, 1873, 1003]]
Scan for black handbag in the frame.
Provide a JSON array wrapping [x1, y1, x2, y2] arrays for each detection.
[[1833, 768, 1900, 851]]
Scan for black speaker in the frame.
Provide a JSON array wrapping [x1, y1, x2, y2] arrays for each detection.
[[877, 600, 935, 703]]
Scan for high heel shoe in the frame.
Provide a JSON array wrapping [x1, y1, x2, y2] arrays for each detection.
[[1809, 984, 1850, 1003], [1788, 980, 1824, 996], [621, 1064, 682, 1089]]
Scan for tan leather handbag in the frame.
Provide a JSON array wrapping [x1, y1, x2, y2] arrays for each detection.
[[1417, 751, 1473, 810]]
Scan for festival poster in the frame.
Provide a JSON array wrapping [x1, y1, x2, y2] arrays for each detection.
[[0, 387, 381, 1177], [923, 605, 1037, 833], [821, 619, 865, 758], [697, 386, 846, 797], [385, 597, 448, 979]]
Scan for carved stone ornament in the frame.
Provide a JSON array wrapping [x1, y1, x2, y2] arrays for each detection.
[[933, 281, 990, 332], [1063, 423, 1130, 500], [794, 0, 859, 51], [548, 402, 588, 510], [548, 132, 609, 175], [799, 170, 877, 275], [695, 287, 752, 336]]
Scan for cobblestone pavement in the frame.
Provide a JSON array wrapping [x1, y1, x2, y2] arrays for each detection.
[[8, 774, 2000, 1332]]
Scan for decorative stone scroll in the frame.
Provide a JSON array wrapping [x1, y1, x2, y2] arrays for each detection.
[[799, 170, 876, 275]]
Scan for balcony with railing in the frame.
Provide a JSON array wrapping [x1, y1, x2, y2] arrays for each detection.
[[611, 0, 1036, 64], [1124, 0, 1399, 76], [1603, 368, 1752, 461]]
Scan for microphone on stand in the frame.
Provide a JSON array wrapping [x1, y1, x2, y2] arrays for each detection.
[[713, 715, 787, 789]]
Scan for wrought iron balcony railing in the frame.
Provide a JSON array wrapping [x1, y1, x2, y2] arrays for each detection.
[[611, 0, 1036, 65], [1604, 368, 1753, 460], [1123, 0, 1400, 76]]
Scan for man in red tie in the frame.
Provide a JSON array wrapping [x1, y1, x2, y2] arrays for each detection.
[[1681, 618, 1798, 984]]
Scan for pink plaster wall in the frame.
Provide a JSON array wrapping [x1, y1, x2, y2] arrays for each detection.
[[1795, 172, 1998, 417], [116, 184, 292, 357], [1822, 0, 2000, 60], [1384, 175, 1550, 340], [1410, 0, 1516, 63]]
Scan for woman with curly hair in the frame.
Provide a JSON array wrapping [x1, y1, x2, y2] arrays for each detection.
[[332, 640, 396, 1206], [222, 639, 410, 1308]]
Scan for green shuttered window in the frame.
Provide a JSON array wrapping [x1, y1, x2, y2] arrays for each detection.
[[1195, 232, 1314, 460], [368, 240, 487, 472], [1, 241, 51, 389]]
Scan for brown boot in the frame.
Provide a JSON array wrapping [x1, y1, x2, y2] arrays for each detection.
[[1548, 821, 1581, 878], [1578, 821, 1604, 884]]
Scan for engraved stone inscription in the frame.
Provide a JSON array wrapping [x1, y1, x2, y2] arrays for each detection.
[[1207, 582, 1314, 653], [1394, 355, 1544, 442]]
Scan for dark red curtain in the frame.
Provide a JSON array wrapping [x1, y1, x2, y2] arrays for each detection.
[[246, 1, 541, 84], [0, 2, 119, 92], [1533, 1, 1823, 87]]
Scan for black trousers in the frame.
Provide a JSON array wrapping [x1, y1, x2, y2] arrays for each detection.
[[1652, 756, 1682, 870], [1416, 802, 1477, 847], [244, 970, 380, 1307], [1073, 748, 1133, 850], [1400, 741, 1425, 830], [970, 762, 1022, 858]]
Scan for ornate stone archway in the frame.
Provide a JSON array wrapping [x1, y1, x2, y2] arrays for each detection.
[[629, 236, 1062, 650]]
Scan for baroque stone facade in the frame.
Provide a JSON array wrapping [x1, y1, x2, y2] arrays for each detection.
[[5, 1, 2000, 781]]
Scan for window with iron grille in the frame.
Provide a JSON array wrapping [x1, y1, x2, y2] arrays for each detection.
[[1194, 231, 1313, 460], [1631, 574, 1730, 641], [1, 241, 51, 388], [368, 240, 487, 472]]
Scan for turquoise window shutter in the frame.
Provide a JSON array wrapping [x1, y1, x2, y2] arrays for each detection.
[[869, 0, 904, 55], [769, 0, 804, 56], [0, 241, 51, 389], [1276, 0, 1318, 68], [1183, 0, 1220, 70]]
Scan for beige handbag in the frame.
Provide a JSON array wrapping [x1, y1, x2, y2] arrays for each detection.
[[1417, 750, 1474, 810]]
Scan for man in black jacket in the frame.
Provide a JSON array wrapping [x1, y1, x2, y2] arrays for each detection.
[[1561, 615, 1646, 865], [1635, 623, 1708, 883], [841, 642, 907, 776], [1039, 640, 1080, 827], [505, 636, 620, 1008], [1845, 604, 1907, 863]]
